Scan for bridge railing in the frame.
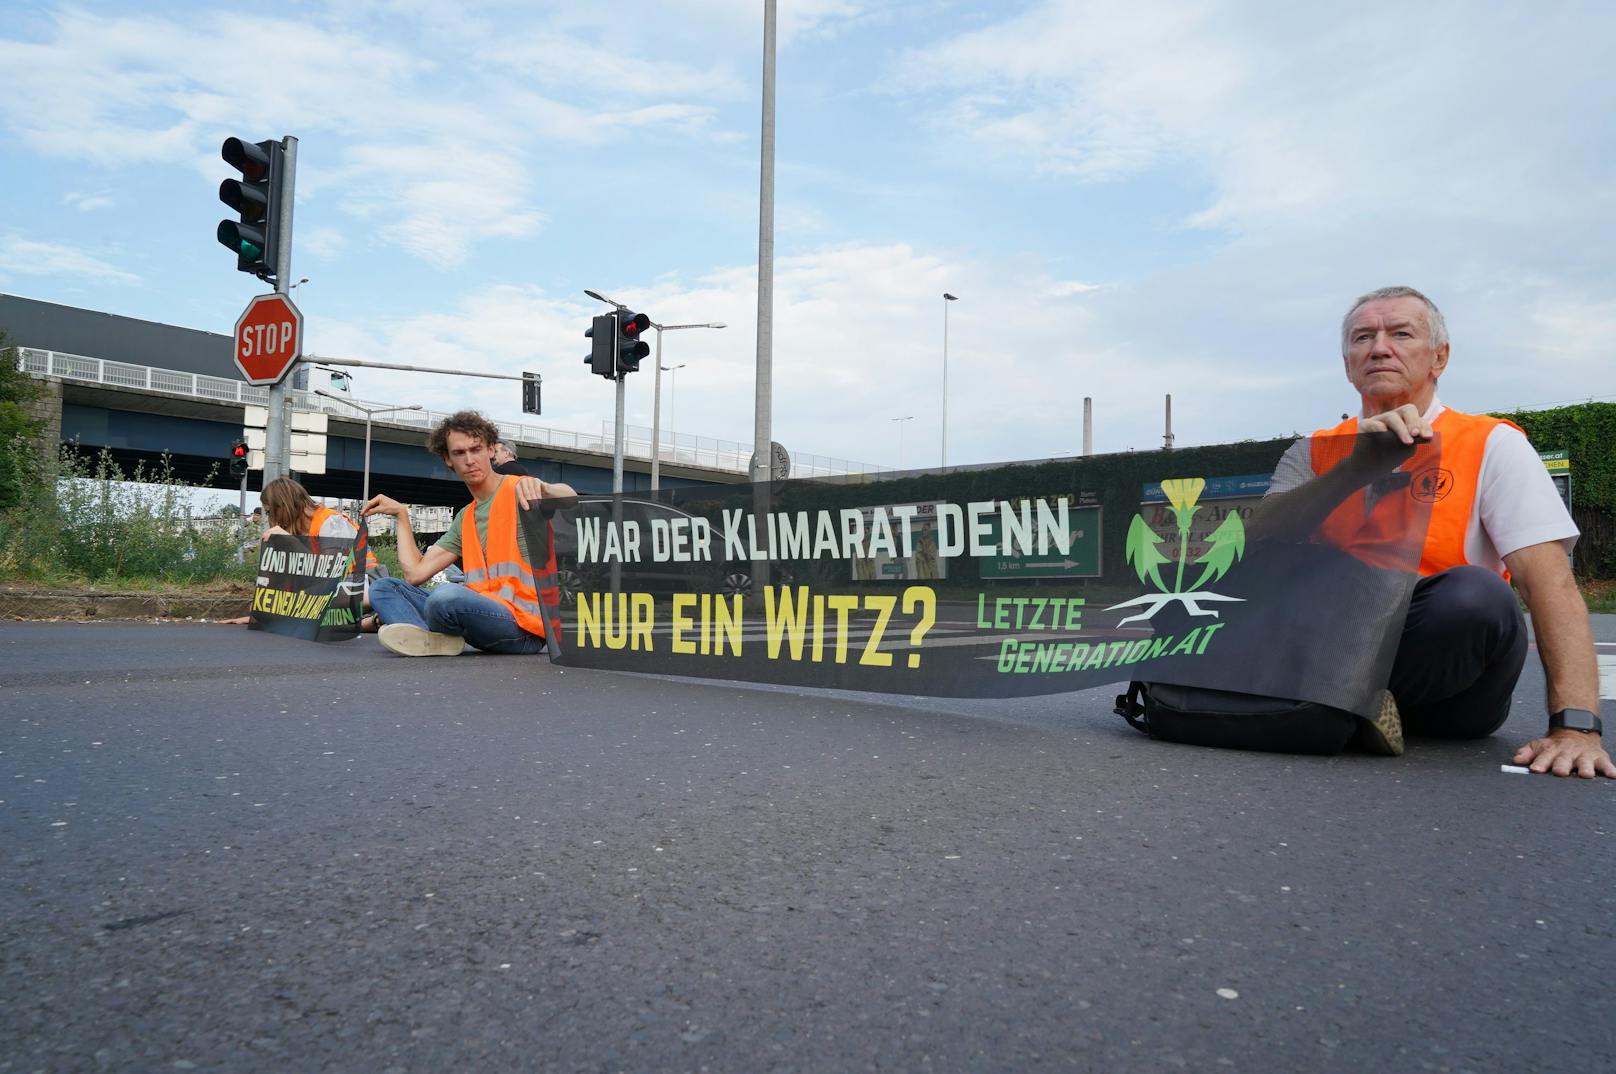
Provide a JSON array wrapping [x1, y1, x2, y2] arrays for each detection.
[[16, 348, 891, 478]]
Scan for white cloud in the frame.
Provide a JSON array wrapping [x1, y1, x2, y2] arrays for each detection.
[[0, 4, 741, 267], [61, 191, 114, 212], [894, 2, 1616, 235], [0, 234, 141, 284], [300, 228, 349, 261]]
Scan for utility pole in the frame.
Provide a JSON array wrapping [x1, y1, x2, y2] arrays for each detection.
[[1083, 396, 1093, 456], [1164, 393, 1174, 451], [264, 136, 298, 482], [753, 0, 777, 486]]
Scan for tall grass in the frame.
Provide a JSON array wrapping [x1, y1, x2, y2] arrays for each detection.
[[0, 446, 252, 585]]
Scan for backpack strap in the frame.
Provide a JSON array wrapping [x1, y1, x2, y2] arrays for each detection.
[[1114, 681, 1149, 734]]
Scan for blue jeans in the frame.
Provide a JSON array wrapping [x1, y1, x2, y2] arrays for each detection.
[[369, 578, 546, 655]]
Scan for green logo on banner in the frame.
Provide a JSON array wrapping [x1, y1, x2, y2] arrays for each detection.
[[1111, 478, 1246, 626]]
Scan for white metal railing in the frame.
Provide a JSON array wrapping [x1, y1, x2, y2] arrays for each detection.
[[16, 348, 890, 478]]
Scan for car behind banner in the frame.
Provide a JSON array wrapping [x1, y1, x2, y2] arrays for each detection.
[[524, 433, 1437, 720]]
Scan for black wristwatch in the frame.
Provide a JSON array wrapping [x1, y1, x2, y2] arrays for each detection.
[[1548, 709, 1603, 736]]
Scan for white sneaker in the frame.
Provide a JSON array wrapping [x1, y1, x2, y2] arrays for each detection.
[[378, 623, 464, 657]]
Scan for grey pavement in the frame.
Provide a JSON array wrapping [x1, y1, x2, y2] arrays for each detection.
[[2, 618, 1613, 1074]]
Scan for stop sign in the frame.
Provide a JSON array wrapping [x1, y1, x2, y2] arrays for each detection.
[[233, 293, 305, 386]]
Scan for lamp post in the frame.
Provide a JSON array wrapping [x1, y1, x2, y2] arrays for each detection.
[[650, 322, 724, 491], [315, 390, 422, 504], [660, 363, 688, 462], [891, 415, 915, 471], [942, 292, 959, 467]]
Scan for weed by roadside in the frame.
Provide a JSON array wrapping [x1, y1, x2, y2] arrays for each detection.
[[0, 445, 252, 586]]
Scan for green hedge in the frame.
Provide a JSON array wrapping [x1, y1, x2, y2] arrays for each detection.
[[1490, 401, 1616, 578]]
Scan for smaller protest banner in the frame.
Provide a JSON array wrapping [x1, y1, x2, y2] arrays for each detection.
[[249, 527, 368, 642]]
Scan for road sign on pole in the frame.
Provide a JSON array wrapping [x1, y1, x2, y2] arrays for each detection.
[[233, 293, 304, 386]]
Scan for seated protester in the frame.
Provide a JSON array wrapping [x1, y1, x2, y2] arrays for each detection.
[[363, 410, 575, 657], [1253, 285, 1611, 778], [223, 477, 381, 628], [261, 475, 384, 577]]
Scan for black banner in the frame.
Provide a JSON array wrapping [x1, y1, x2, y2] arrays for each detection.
[[248, 528, 368, 643], [529, 434, 1435, 719]]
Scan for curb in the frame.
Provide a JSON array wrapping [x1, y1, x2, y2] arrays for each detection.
[[0, 588, 251, 622]]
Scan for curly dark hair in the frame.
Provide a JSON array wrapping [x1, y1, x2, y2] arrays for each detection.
[[427, 410, 502, 462]]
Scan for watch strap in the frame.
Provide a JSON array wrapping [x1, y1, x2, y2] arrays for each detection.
[[1549, 709, 1603, 735]]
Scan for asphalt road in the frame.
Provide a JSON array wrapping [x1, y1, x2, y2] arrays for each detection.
[[2, 618, 1613, 1073]]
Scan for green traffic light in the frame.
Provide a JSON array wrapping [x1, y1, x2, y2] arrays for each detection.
[[216, 221, 264, 262]]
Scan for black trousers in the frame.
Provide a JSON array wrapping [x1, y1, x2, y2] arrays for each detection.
[[1388, 566, 1528, 739]]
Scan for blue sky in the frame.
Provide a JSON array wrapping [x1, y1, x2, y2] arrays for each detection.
[[2, 0, 1614, 472]]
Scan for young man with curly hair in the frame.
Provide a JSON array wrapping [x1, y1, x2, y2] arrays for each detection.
[[363, 410, 575, 657]]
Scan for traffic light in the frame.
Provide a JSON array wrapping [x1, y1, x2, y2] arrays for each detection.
[[229, 438, 249, 479], [615, 312, 651, 375], [522, 371, 542, 415], [584, 313, 616, 379], [218, 137, 285, 278]]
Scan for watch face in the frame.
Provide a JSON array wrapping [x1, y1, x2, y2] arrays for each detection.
[[1552, 709, 1602, 733]]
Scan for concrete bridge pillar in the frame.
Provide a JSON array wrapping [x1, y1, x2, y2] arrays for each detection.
[[21, 375, 64, 462]]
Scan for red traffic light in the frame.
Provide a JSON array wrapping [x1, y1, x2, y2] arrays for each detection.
[[619, 312, 650, 338], [221, 137, 272, 182]]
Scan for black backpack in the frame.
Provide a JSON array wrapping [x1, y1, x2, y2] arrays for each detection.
[[1114, 681, 1359, 755]]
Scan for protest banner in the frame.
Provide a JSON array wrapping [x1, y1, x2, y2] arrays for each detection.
[[527, 434, 1437, 720], [248, 525, 369, 642]]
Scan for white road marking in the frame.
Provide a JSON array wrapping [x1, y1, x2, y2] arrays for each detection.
[[1598, 654, 1616, 700]]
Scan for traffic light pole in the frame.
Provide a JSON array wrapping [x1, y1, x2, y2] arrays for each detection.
[[612, 373, 626, 494], [264, 135, 298, 483]]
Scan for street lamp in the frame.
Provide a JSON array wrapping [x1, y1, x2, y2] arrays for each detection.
[[650, 321, 725, 491], [891, 415, 915, 471], [660, 362, 688, 467], [315, 390, 422, 504], [942, 292, 959, 467]]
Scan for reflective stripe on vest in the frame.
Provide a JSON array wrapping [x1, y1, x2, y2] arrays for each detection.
[[1309, 409, 1519, 578], [459, 477, 555, 639]]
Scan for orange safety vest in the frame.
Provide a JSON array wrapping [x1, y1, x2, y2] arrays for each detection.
[[459, 477, 559, 640], [1309, 408, 1520, 578], [307, 505, 379, 572]]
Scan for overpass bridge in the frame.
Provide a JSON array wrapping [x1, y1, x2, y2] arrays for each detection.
[[3, 295, 884, 508]]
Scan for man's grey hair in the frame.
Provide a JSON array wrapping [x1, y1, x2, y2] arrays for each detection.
[[1340, 286, 1449, 353]]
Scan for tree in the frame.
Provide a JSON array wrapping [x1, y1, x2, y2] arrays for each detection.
[[0, 328, 47, 511]]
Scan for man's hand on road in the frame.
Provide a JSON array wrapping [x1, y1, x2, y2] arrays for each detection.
[[362, 495, 407, 519], [1512, 730, 1616, 779]]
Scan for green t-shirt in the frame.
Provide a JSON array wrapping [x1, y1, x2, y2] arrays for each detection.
[[432, 477, 535, 566]]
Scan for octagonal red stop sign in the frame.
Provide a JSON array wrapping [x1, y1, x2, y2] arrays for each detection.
[[233, 293, 305, 386]]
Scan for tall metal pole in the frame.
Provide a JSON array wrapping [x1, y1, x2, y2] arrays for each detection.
[[942, 292, 958, 467], [264, 135, 298, 483], [752, 0, 776, 484], [892, 415, 914, 470], [650, 327, 666, 491], [363, 411, 374, 505], [612, 374, 627, 494], [1083, 396, 1093, 456], [1164, 393, 1174, 451]]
